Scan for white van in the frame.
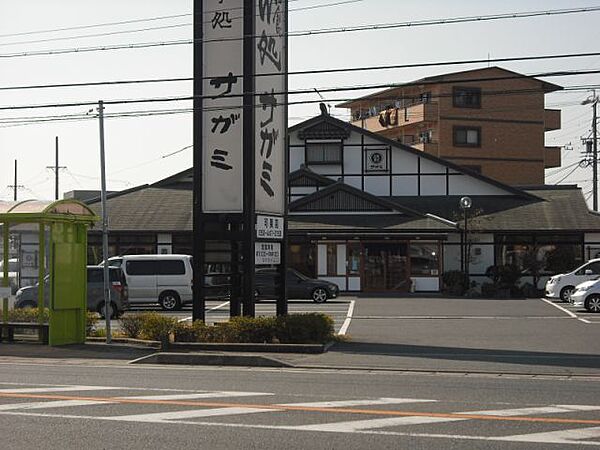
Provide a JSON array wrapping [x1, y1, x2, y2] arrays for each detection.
[[120, 255, 193, 311], [545, 258, 600, 302]]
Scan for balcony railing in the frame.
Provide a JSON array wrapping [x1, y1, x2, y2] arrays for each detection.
[[351, 102, 438, 131]]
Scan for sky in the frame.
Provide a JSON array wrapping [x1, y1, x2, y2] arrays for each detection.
[[0, 0, 598, 203]]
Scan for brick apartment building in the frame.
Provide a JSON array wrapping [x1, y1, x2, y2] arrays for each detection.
[[337, 66, 562, 185]]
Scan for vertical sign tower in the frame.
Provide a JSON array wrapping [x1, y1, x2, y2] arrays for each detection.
[[193, 0, 288, 321]]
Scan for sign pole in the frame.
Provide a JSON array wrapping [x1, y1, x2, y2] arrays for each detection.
[[192, 0, 205, 323], [242, 0, 256, 317]]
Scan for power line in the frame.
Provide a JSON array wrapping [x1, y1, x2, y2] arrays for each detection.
[[4, 50, 600, 92], [0, 0, 364, 48], [2, 6, 599, 59], [4, 68, 600, 112]]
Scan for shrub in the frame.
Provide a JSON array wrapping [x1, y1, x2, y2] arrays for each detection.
[[275, 313, 334, 344], [119, 314, 147, 339], [224, 316, 278, 343], [137, 312, 177, 342], [7, 307, 48, 323], [442, 270, 466, 295], [86, 312, 100, 335], [174, 320, 206, 342]]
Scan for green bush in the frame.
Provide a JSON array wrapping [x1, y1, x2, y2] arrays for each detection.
[[442, 270, 467, 295], [7, 307, 48, 323], [86, 312, 100, 335], [119, 314, 147, 339], [275, 313, 334, 344], [225, 316, 278, 343], [137, 312, 177, 341], [173, 320, 206, 342], [171, 313, 334, 344]]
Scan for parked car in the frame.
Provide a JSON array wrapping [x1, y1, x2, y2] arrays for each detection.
[[119, 254, 193, 311], [0, 258, 19, 294], [545, 258, 600, 302], [570, 278, 600, 313], [255, 268, 339, 303], [14, 266, 128, 318]]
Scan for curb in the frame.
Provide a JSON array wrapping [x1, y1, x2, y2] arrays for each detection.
[[167, 341, 333, 354], [130, 352, 293, 367], [86, 337, 160, 349]]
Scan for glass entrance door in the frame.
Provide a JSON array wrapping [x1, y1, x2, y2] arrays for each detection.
[[362, 242, 410, 291]]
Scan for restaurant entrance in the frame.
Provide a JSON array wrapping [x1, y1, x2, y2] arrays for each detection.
[[362, 242, 410, 292]]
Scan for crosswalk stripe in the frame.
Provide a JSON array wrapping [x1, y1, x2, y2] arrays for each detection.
[[286, 403, 600, 433], [496, 426, 600, 444], [281, 397, 435, 408], [0, 400, 108, 411], [121, 391, 273, 401], [111, 407, 280, 423], [0, 386, 118, 393], [466, 405, 600, 416], [291, 416, 461, 432]]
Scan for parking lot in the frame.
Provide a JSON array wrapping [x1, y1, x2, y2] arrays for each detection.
[[542, 297, 600, 323]]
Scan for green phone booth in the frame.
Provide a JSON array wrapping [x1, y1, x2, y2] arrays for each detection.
[[0, 200, 98, 346]]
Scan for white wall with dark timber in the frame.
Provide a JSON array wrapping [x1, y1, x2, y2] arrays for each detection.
[[289, 120, 517, 201]]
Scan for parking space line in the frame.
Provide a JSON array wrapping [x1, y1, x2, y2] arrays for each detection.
[[180, 301, 230, 322], [338, 300, 355, 336], [539, 298, 591, 324]]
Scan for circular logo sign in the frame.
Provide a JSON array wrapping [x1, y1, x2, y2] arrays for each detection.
[[370, 152, 383, 164]]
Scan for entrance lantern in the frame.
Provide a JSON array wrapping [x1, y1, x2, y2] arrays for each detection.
[[0, 199, 98, 345]]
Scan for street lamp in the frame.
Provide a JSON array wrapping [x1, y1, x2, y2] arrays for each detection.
[[459, 196, 472, 287]]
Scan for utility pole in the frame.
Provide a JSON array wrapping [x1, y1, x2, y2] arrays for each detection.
[[582, 92, 598, 211], [97, 100, 112, 344], [7, 160, 24, 201], [46, 136, 66, 200]]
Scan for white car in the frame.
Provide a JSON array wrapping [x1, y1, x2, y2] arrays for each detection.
[[545, 258, 600, 302], [570, 278, 600, 313]]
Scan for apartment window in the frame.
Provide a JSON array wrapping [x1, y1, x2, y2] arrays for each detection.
[[419, 130, 433, 144], [306, 141, 342, 164], [453, 87, 481, 108], [420, 92, 431, 104], [453, 126, 481, 147]]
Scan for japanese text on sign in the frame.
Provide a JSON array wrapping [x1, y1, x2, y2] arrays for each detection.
[[255, 242, 281, 265], [254, 0, 286, 215], [256, 215, 283, 239], [202, 0, 244, 212]]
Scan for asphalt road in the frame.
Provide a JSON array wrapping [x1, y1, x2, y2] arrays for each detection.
[[0, 361, 599, 449]]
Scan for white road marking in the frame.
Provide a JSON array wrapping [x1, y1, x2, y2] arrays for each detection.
[[338, 300, 355, 335], [0, 400, 109, 410], [111, 407, 279, 422], [467, 404, 600, 416], [284, 403, 600, 433], [496, 426, 600, 444], [180, 300, 230, 322], [540, 297, 591, 323], [281, 397, 435, 408], [1, 411, 600, 446], [291, 416, 460, 432], [0, 386, 118, 393], [122, 391, 273, 401]]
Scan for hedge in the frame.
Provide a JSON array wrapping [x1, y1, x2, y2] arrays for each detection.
[[119, 312, 335, 344]]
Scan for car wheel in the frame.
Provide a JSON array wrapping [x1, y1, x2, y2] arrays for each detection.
[[559, 286, 575, 302], [311, 287, 328, 303], [98, 302, 117, 319], [159, 291, 181, 311], [585, 295, 600, 313]]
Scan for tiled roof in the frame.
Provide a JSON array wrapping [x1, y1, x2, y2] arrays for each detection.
[[87, 180, 600, 234]]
